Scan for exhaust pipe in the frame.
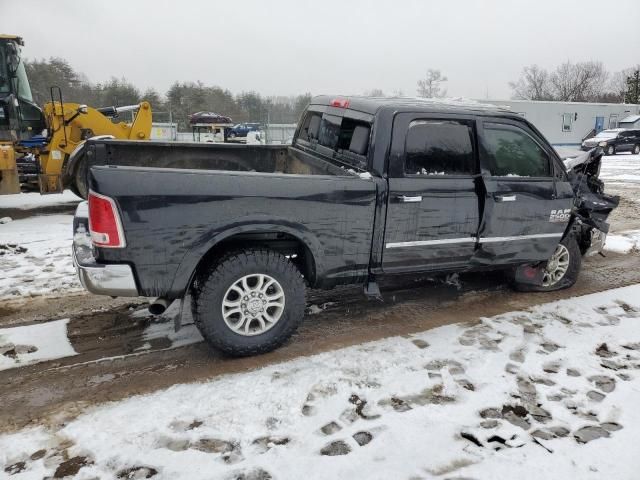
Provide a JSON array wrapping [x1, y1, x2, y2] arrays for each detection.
[[149, 297, 174, 315]]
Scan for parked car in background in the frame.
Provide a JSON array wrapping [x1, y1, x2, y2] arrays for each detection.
[[582, 128, 640, 155], [189, 111, 233, 125], [228, 123, 262, 138]]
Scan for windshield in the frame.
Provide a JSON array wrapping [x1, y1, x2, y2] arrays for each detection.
[[595, 130, 618, 139], [14, 59, 33, 102]]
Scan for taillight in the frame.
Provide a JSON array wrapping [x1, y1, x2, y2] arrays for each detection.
[[88, 191, 126, 248], [330, 98, 350, 108]]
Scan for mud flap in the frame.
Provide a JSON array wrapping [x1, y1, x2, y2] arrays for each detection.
[[364, 280, 383, 301], [175, 297, 186, 332], [513, 263, 545, 286]]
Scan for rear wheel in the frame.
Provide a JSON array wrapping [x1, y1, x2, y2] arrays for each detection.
[[606, 145, 615, 156], [192, 249, 306, 356], [633, 144, 640, 155], [514, 235, 581, 292]]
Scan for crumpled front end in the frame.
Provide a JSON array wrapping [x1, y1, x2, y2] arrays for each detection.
[[564, 149, 620, 256]]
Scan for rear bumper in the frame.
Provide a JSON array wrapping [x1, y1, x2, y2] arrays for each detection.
[[72, 202, 139, 297]]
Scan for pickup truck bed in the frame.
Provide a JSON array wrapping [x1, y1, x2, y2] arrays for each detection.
[[73, 95, 619, 356], [82, 140, 377, 298]]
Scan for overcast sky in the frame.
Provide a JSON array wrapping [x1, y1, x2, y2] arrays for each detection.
[[4, 0, 640, 99]]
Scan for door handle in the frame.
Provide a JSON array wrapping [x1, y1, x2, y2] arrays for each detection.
[[496, 194, 517, 202], [397, 195, 423, 203]]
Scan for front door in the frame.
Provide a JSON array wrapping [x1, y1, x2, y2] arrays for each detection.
[[382, 114, 481, 273], [474, 119, 574, 265]]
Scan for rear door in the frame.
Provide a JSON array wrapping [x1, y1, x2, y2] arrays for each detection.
[[474, 118, 574, 265], [382, 114, 481, 273]]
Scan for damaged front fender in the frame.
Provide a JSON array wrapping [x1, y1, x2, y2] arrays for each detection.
[[563, 148, 620, 253]]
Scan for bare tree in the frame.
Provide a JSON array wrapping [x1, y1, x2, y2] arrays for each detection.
[[548, 61, 608, 102], [364, 88, 385, 97], [509, 65, 552, 100], [417, 69, 447, 98]]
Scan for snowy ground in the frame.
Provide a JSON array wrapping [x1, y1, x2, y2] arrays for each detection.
[[0, 319, 76, 371], [1, 285, 639, 479], [600, 153, 640, 186], [0, 214, 79, 299], [606, 230, 640, 253]]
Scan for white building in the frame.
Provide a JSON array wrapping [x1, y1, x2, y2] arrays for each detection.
[[484, 100, 640, 147], [150, 122, 178, 141]]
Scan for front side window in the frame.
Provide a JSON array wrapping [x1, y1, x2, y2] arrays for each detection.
[[483, 123, 550, 177], [297, 112, 321, 142], [404, 120, 475, 175], [562, 113, 572, 132]]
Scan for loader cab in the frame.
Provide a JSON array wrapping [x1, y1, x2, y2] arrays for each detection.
[[0, 35, 46, 142]]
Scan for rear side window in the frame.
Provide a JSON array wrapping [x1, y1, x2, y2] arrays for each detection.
[[298, 112, 322, 142], [483, 123, 550, 177], [296, 111, 371, 170], [404, 120, 475, 175]]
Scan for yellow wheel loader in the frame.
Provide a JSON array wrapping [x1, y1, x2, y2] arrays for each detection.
[[0, 35, 152, 198]]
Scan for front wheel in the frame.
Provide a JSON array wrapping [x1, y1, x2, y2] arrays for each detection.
[[633, 144, 640, 155], [606, 145, 615, 156], [514, 235, 581, 292], [192, 249, 306, 356]]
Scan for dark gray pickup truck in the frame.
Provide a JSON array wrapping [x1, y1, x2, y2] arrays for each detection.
[[72, 96, 618, 356]]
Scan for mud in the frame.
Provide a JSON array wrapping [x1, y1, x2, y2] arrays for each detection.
[[1, 250, 640, 433]]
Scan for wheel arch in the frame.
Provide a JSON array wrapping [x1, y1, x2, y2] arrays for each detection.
[[171, 221, 324, 298]]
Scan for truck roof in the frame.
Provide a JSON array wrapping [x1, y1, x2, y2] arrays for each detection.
[[311, 95, 518, 118]]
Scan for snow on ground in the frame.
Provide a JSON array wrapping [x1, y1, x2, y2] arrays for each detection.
[[600, 153, 640, 185], [0, 319, 76, 371], [605, 230, 640, 253], [0, 191, 81, 211], [0, 214, 79, 300], [1, 285, 639, 479]]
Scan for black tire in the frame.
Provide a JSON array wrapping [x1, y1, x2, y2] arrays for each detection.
[[514, 235, 581, 292], [192, 249, 306, 356], [606, 145, 615, 156], [70, 157, 88, 199], [633, 144, 640, 155]]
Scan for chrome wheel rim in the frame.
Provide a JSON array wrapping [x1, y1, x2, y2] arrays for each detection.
[[542, 244, 570, 287], [634, 145, 640, 154], [222, 274, 285, 336], [607, 146, 614, 155]]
